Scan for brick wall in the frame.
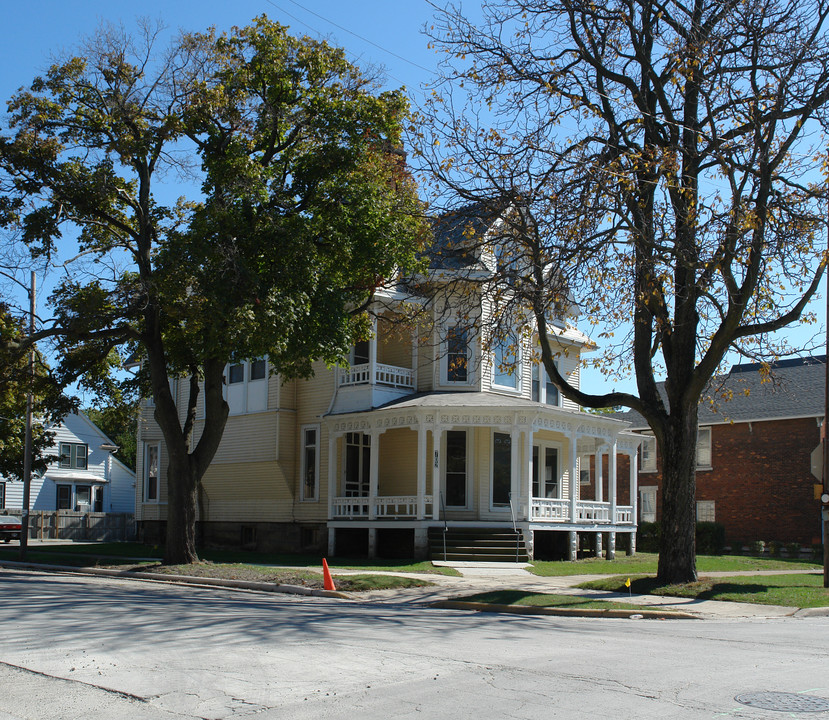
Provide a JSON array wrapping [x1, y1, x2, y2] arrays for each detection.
[[633, 417, 822, 547]]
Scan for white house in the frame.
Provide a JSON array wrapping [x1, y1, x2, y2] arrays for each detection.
[[2, 412, 135, 515]]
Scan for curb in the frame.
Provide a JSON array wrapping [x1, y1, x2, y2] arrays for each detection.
[[0, 559, 349, 599], [430, 600, 700, 620]]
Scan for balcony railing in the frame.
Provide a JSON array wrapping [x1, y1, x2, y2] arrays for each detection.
[[530, 498, 635, 525], [338, 362, 414, 389], [331, 495, 433, 520]]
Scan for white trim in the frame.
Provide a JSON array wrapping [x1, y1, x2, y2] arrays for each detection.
[[628, 412, 823, 432]]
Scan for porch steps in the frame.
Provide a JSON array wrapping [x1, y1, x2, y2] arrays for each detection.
[[428, 527, 529, 562]]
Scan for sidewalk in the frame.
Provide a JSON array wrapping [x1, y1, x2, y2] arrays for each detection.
[[328, 561, 821, 619], [1, 553, 824, 620]]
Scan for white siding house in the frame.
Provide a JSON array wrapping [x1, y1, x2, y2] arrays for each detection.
[[2, 412, 135, 514]]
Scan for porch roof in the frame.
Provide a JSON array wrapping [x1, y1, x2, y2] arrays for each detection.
[[324, 391, 639, 451]]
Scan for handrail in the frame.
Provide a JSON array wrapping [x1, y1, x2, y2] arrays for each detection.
[[439, 491, 448, 562]]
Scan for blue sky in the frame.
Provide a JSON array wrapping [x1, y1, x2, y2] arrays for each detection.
[[2, 1, 826, 399]]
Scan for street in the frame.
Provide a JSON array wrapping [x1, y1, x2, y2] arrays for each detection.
[[0, 567, 828, 719]]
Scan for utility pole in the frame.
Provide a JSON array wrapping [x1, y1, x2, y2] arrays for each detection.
[[19, 271, 34, 562], [824, 159, 829, 588]]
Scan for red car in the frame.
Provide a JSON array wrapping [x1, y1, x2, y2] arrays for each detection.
[[0, 516, 22, 542]]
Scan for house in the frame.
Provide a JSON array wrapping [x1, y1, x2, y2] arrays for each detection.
[[2, 411, 135, 515], [616, 356, 826, 548], [135, 206, 641, 561]]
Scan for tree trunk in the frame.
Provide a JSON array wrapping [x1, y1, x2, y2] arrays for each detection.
[[656, 409, 699, 584], [164, 448, 199, 565]]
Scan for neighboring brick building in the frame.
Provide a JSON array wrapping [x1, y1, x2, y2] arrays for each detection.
[[616, 357, 826, 548]]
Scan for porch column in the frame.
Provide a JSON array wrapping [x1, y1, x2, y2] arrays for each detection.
[[525, 425, 534, 522], [628, 450, 638, 556], [416, 423, 426, 520], [569, 432, 578, 562], [595, 445, 604, 558], [510, 423, 521, 519], [327, 432, 337, 520], [432, 426, 442, 520], [568, 432, 578, 523], [368, 429, 380, 520], [369, 315, 378, 387], [607, 436, 618, 560]]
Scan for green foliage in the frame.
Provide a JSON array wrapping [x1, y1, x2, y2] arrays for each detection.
[[636, 521, 660, 553], [0, 18, 425, 562], [0, 304, 75, 480], [695, 522, 726, 555]]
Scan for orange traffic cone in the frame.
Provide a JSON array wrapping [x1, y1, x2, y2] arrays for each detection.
[[322, 558, 336, 591]]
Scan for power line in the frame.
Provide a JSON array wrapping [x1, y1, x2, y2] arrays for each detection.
[[263, 0, 433, 74]]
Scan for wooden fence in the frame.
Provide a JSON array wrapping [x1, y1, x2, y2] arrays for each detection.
[[1, 510, 136, 542]]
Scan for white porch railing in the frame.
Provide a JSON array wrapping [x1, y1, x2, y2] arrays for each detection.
[[338, 362, 414, 389], [331, 495, 433, 520], [530, 498, 634, 525]]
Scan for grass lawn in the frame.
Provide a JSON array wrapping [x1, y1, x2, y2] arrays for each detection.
[[0, 542, 458, 579], [453, 589, 669, 612], [530, 552, 820, 577], [578, 572, 829, 608]]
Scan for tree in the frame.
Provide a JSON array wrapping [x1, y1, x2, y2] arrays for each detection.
[[0, 303, 74, 481], [418, 0, 829, 583], [0, 17, 425, 564]]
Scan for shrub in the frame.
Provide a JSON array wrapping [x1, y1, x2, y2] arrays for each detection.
[[636, 521, 660, 553], [785, 542, 801, 558], [696, 522, 726, 554], [768, 540, 783, 557], [812, 543, 824, 562], [750, 540, 765, 555], [729, 540, 744, 555]]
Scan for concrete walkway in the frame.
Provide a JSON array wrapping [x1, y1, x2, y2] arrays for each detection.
[[339, 561, 825, 619]]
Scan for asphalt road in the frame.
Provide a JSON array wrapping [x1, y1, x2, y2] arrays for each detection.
[[0, 567, 828, 720]]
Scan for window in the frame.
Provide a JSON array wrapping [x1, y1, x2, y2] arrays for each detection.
[[696, 500, 715, 523], [492, 335, 519, 390], [446, 327, 469, 383], [0, 482, 5, 509], [531, 363, 560, 405], [144, 444, 160, 502], [75, 485, 91, 510], [228, 363, 245, 384], [344, 432, 371, 497], [56, 484, 72, 510], [59, 442, 88, 470], [226, 358, 268, 415], [492, 432, 512, 507], [697, 427, 712, 468], [445, 430, 467, 507], [352, 340, 370, 366], [640, 435, 657, 472], [640, 487, 657, 522], [250, 359, 266, 381], [301, 425, 320, 501], [532, 445, 559, 498]]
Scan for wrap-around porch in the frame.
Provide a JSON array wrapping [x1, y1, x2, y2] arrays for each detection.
[[324, 394, 641, 560]]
